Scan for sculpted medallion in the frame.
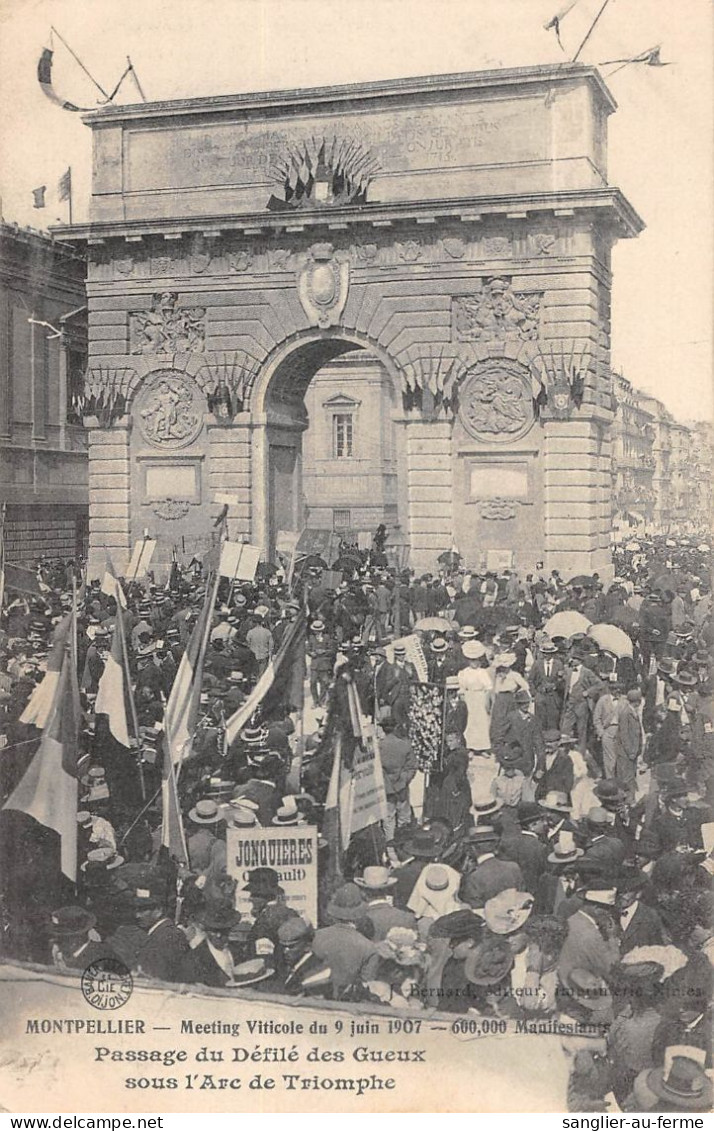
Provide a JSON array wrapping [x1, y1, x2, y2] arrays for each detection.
[[135, 371, 204, 449], [458, 361, 534, 443]]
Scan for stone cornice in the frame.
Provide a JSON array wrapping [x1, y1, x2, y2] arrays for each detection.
[[53, 187, 643, 246], [82, 64, 617, 128]]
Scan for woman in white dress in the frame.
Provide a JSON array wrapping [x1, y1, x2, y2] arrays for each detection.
[[457, 641, 496, 806]]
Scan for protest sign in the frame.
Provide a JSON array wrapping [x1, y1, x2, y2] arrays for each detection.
[[226, 823, 319, 926], [218, 540, 261, 581]]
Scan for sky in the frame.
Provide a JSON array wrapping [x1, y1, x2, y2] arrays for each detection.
[[0, 0, 711, 422]]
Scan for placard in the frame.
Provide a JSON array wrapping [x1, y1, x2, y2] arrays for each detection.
[[276, 529, 300, 555], [218, 540, 261, 581], [126, 537, 157, 579], [225, 823, 319, 927], [347, 722, 388, 837]]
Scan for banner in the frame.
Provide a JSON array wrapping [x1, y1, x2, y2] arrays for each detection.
[[385, 633, 428, 682], [126, 537, 157, 579], [226, 824, 319, 927], [347, 715, 388, 837], [408, 682, 446, 773]]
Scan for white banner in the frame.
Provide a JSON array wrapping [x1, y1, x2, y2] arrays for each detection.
[[385, 633, 428, 682], [225, 823, 319, 927]]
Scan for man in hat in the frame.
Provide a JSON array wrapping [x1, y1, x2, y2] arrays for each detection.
[[459, 827, 524, 908], [614, 688, 644, 803], [311, 883, 379, 996], [269, 917, 332, 998], [501, 687, 544, 778], [581, 807, 627, 872], [534, 732, 575, 802], [186, 799, 227, 876], [616, 872, 665, 954], [560, 649, 601, 753], [306, 620, 337, 708], [425, 909, 484, 1012], [593, 678, 623, 781], [243, 867, 300, 949], [184, 905, 241, 987], [354, 866, 418, 941], [134, 880, 192, 983], [246, 614, 273, 678], [426, 636, 455, 684], [376, 643, 417, 730], [47, 906, 117, 970], [390, 820, 454, 909], [627, 1048, 713, 1113], [499, 803, 548, 895], [558, 889, 620, 984], [379, 716, 417, 843]]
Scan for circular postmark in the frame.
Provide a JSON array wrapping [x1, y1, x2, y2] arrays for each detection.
[[81, 958, 133, 1011]]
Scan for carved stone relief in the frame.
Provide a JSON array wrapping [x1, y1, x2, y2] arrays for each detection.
[[297, 242, 349, 328], [453, 278, 542, 344], [458, 360, 535, 442], [130, 293, 206, 354], [479, 499, 518, 520], [153, 499, 191, 520], [134, 370, 204, 449]]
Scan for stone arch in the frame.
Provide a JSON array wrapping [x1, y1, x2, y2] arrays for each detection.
[[249, 326, 404, 416]]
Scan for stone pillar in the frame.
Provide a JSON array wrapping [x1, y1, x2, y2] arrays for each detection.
[[543, 417, 613, 580], [86, 416, 131, 575], [206, 413, 252, 539], [405, 417, 454, 573]]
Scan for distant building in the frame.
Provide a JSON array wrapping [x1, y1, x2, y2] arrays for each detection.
[[302, 352, 400, 539], [0, 223, 88, 563], [611, 372, 655, 534], [688, 420, 714, 531]]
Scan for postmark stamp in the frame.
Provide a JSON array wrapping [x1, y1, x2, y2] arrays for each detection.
[[81, 958, 133, 1011]]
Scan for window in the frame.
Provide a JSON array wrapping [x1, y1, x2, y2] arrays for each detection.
[[333, 412, 354, 458], [333, 509, 351, 530]]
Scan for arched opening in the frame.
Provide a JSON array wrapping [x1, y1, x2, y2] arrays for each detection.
[[252, 334, 406, 561]]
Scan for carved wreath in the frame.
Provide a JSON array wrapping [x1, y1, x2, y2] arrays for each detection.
[[458, 361, 535, 443]]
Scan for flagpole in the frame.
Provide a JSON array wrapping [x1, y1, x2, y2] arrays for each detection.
[[117, 610, 146, 800]]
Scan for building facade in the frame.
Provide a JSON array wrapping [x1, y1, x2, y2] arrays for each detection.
[[302, 351, 399, 536], [57, 65, 644, 579], [611, 371, 655, 534], [0, 223, 88, 563]]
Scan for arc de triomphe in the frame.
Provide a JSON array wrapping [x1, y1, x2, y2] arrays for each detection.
[[58, 65, 642, 578]]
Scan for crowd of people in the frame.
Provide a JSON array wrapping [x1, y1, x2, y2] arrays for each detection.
[[0, 530, 712, 1113]]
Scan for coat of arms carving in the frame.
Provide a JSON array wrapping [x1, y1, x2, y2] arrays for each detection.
[[297, 242, 349, 328], [458, 361, 535, 443], [134, 371, 204, 449], [453, 279, 542, 344], [130, 292, 206, 354]]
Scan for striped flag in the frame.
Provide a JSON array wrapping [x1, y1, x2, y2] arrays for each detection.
[[4, 630, 81, 880], [37, 48, 91, 112], [58, 167, 72, 202], [95, 612, 132, 747], [101, 554, 127, 609], [160, 571, 220, 861], [224, 610, 307, 747], [19, 612, 72, 729]]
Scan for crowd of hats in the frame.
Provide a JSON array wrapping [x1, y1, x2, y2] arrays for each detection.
[[0, 535, 712, 1112]]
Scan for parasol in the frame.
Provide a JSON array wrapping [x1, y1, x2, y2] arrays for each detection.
[[568, 574, 595, 588], [543, 611, 592, 639], [698, 544, 710, 553], [625, 541, 640, 551], [414, 616, 458, 632], [587, 623, 634, 659]]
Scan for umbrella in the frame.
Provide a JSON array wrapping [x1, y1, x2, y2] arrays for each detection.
[[587, 623, 634, 659], [568, 574, 594, 588], [698, 544, 710, 553], [414, 616, 458, 632], [543, 611, 592, 639], [625, 541, 640, 551]]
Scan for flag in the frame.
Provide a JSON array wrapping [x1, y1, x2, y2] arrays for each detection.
[[4, 639, 81, 880], [101, 554, 127, 609], [160, 570, 220, 861], [37, 48, 90, 112], [95, 613, 132, 747], [19, 612, 72, 729], [58, 168, 72, 202], [224, 610, 307, 747], [32, 186, 46, 209]]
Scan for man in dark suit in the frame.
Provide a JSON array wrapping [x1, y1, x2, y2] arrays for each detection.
[[499, 803, 548, 894], [581, 807, 627, 873], [528, 640, 565, 730], [534, 733, 575, 801], [502, 690, 545, 777], [134, 885, 192, 983], [459, 827, 524, 908], [615, 873, 665, 955], [184, 905, 242, 987], [560, 651, 602, 753]]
